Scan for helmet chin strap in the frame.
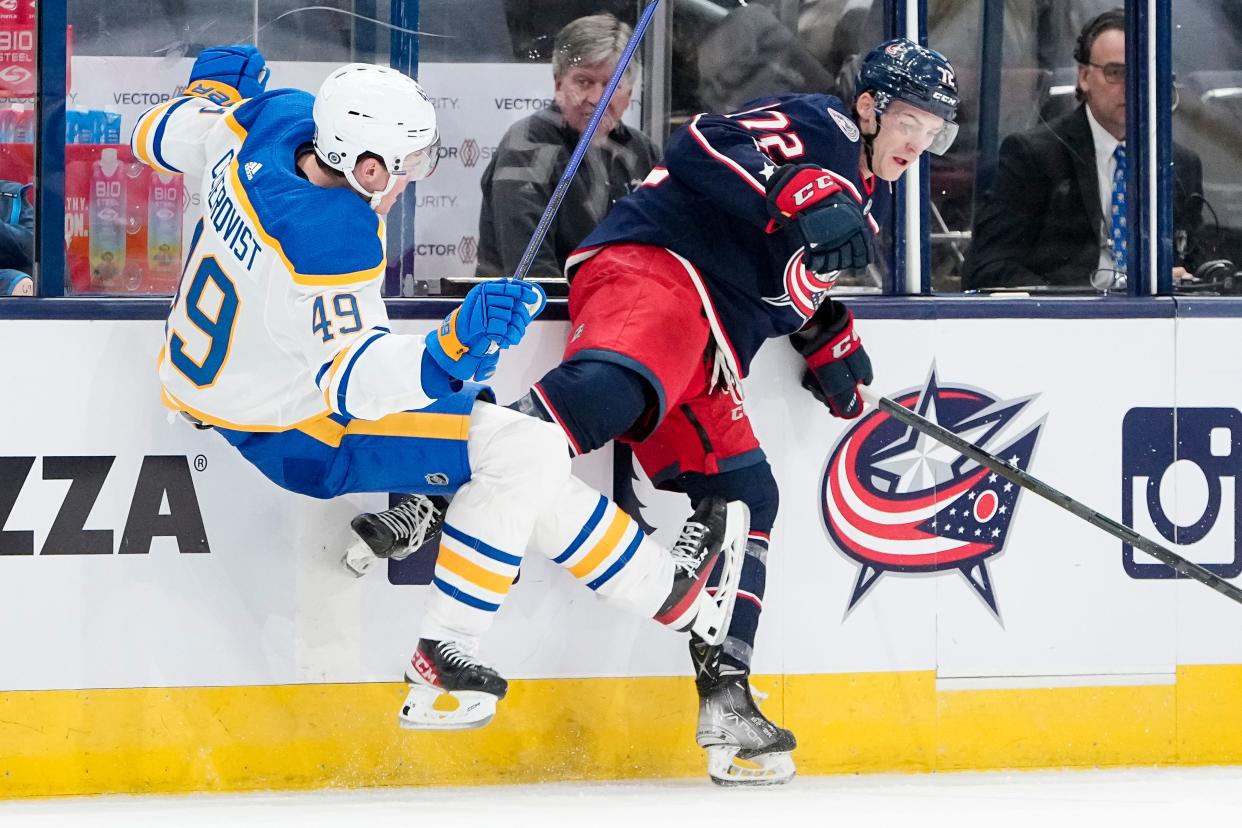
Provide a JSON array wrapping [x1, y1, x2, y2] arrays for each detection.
[[344, 166, 399, 211], [856, 107, 881, 175]]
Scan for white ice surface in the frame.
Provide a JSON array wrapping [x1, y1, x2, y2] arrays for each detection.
[[3, 767, 1241, 828]]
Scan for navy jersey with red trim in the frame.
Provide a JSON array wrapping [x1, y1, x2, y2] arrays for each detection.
[[572, 94, 891, 377]]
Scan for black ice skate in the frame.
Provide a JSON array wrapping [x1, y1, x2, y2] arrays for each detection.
[[690, 638, 797, 786], [398, 638, 508, 730], [342, 494, 448, 577], [654, 498, 748, 646]]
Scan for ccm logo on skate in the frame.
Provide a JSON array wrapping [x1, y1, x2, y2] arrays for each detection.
[[412, 650, 439, 686], [1121, 408, 1242, 579], [0, 455, 210, 556], [820, 371, 1042, 618]]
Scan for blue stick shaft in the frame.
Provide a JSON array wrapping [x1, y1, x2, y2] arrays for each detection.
[[510, 0, 662, 281]]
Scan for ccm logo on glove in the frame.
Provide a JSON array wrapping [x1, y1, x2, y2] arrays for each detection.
[[810, 327, 862, 364], [790, 303, 872, 420], [768, 165, 846, 219]]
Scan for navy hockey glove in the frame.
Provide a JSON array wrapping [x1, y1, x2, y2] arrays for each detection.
[[187, 46, 269, 105], [425, 278, 546, 382], [790, 301, 872, 419], [766, 163, 871, 274]]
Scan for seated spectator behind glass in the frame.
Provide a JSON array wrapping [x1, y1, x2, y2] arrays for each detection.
[[695, 3, 835, 114], [963, 9, 1203, 290], [0, 181, 33, 296], [477, 13, 659, 279]]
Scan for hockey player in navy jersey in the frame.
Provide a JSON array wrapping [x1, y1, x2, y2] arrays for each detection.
[[498, 38, 958, 784], [134, 47, 748, 732]]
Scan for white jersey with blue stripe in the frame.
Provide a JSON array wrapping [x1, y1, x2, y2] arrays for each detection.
[[132, 89, 437, 431]]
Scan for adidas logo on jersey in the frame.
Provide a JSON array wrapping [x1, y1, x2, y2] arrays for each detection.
[[244, 161, 263, 180]]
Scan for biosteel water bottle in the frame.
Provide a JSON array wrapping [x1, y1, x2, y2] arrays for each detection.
[[10, 104, 33, 143], [102, 108, 122, 145], [147, 171, 183, 291], [89, 148, 126, 288], [0, 106, 13, 144]]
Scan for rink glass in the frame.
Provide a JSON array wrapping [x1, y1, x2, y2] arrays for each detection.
[[1168, 0, 1242, 295], [0, 0, 36, 297], [22, 1, 1230, 299]]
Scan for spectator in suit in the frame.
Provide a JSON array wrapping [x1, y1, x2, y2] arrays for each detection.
[[0, 181, 33, 296], [963, 8, 1203, 289], [476, 13, 659, 280]]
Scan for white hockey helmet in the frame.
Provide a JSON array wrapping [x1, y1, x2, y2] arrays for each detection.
[[312, 63, 441, 208]]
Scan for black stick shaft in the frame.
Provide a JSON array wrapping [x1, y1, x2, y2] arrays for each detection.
[[858, 388, 1242, 605], [511, 0, 662, 282]]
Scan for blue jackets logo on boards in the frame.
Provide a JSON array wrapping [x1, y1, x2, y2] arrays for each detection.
[[821, 371, 1043, 617]]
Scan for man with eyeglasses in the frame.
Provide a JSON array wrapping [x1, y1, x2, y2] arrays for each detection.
[[964, 7, 1204, 290]]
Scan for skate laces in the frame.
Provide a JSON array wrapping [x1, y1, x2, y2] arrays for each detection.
[[435, 641, 486, 671], [671, 521, 709, 574], [377, 496, 440, 545]]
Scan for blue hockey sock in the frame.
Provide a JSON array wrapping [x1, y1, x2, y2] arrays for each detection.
[[509, 358, 650, 456]]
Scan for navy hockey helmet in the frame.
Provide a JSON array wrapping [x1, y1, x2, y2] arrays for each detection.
[[857, 38, 960, 155]]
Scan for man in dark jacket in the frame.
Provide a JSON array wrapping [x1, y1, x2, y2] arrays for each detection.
[[0, 181, 33, 296], [963, 8, 1203, 289], [476, 13, 659, 279]]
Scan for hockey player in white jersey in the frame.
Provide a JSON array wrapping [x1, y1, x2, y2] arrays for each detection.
[[133, 46, 747, 729]]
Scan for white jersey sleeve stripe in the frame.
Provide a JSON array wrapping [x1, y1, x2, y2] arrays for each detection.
[[317, 329, 436, 421], [328, 329, 387, 419], [147, 97, 195, 174], [318, 347, 351, 410], [132, 98, 184, 174]]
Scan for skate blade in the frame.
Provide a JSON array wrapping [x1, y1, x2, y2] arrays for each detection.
[[398, 685, 498, 731], [342, 535, 379, 578], [706, 745, 796, 787], [689, 501, 749, 646]]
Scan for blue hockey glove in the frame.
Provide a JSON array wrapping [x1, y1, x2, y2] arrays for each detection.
[[766, 163, 871, 275], [425, 279, 546, 381], [790, 302, 872, 419], [473, 350, 500, 382], [187, 46, 269, 105]]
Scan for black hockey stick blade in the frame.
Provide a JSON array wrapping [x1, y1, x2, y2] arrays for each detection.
[[857, 385, 1242, 606]]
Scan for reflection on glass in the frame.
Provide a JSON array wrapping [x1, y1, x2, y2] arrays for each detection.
[[57, 1, 657, 297], [62, 1, 390, 295], [668, 0, 886, 292], [930, 1, 1071, 293], [0, 0, 36, 296], [935, 2, 1218, 294], [471, 11, 659, 297], [1170, 0, 1242, 295]]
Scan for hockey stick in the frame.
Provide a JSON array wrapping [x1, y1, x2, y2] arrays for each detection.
[[511, 0, 663, 282], [856, 385, 1242, 606]]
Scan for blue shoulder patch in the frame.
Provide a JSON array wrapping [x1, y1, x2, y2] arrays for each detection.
[[230, 90, 383, 279]]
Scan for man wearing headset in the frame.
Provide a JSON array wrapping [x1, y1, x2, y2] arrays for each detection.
[[964, 8, 1204, 290]]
